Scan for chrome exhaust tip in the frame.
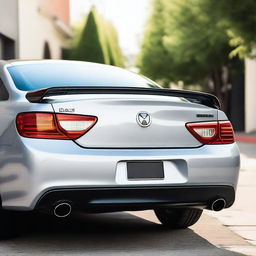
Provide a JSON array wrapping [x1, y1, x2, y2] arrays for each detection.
[[211, 198, 226, 211], [54, 202, 72, 218]]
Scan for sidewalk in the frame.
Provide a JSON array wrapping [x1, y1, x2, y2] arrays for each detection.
[[208, 142, 256, 253]]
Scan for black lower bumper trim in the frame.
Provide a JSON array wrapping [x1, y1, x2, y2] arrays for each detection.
[[35, 185, 235, 212]]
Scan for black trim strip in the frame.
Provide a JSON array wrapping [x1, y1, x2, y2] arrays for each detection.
[[35, 185, 235, 212], [26, 86, 220, 109]]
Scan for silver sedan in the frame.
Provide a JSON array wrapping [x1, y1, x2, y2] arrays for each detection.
[[0, 60, 239, 237]]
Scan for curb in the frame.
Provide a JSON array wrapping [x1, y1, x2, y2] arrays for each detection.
[[235, 135, 256, 144]]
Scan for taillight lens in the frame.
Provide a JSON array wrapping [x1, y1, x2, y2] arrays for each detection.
[[16, 113, 97, 140], [186, 121, 234, 144], [56, 114, 97, 140]]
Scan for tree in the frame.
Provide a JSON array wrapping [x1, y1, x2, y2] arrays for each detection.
[[96, 14, 125, 67], [138, 0, 171, 84], [72, 8, 105, 64], [105, 21, 125, 67], [70, 8, 125, 67], [207, 0, 256, 58], [138, 0, 243, 111]]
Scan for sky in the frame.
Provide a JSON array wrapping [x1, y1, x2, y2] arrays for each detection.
[[70, 0, 150, 56]]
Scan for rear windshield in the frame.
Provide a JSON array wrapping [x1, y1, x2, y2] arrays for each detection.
[[8, 62, 159, 91]]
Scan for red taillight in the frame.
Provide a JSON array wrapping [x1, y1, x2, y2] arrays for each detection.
[[186, 121, 234, 144], [56, 114, 97, 140], [16, 113, 97, 140]]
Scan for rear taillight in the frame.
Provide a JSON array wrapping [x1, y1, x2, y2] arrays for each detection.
[[186, 121, 234, 144], [16, 113, 97, 140]]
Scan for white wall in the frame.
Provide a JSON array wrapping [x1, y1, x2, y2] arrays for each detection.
[[0, 0, 19, 58], [245, 58, 256, 132], [18, 0, 69, 59], [0, 0, 18, 40]]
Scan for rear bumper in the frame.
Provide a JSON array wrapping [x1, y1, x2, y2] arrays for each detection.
[[35, 185, 235, 212], [0, 137, 240, 210]]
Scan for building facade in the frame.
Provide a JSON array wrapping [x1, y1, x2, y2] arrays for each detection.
[[0, 0, 71, 60], [245, 59, 256, 133]]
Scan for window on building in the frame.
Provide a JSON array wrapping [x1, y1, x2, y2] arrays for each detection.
[[0, 34, 15, 60], [0, 79, 9, 100], [43, 42, 52, 59]]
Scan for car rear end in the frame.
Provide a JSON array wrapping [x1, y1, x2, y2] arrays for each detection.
[[1, 61, 240, 217]]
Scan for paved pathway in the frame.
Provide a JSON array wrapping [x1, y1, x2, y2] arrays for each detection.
[[0, 211, 252, 256], [208, 142, 256, 255]]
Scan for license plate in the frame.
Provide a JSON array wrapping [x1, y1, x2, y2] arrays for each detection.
[[127, 161, 164, 180]]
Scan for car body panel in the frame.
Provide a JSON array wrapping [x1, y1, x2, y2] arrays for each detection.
[[0, 135, 239, 210]]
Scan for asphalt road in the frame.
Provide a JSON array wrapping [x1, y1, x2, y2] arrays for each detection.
[[0, 211, 249, 256]]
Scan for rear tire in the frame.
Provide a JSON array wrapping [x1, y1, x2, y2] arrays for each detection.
[[154, 208, 202, 229]]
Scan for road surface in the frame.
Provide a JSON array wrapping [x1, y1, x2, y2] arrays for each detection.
[[0, 211, 250, 256]]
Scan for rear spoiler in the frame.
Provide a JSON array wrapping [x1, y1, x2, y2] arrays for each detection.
[[26, 86, 220, 109]]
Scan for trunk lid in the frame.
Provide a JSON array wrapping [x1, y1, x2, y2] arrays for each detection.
[[51, 94, 218, 148]]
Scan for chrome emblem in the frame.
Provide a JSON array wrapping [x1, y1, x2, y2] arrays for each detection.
[[59, 108, 75, 113], [137, 112, 151, 127]]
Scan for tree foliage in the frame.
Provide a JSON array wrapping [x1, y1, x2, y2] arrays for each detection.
[[72, 8, 105, 63], [207, 0, 256, 58], [138, 0, 244, 111], [138, 0, 170, 83], [70, 8, 125, 67]]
